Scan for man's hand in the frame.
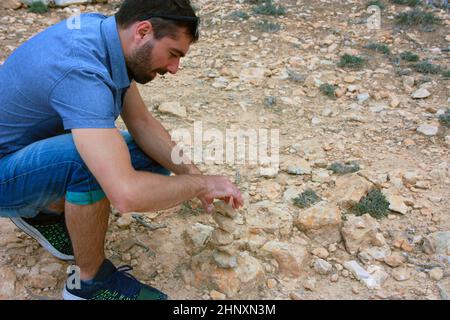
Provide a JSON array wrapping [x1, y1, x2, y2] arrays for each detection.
[[198, 175, 244, 213]]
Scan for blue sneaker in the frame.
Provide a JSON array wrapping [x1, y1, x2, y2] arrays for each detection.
[[10, 211, 74, 261], [63, 259, 168, 300]]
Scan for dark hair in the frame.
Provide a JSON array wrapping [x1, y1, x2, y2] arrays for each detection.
[[115, 0, 199, 43]]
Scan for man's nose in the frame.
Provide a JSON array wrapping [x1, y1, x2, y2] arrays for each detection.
[[167, 58, 180, 75]]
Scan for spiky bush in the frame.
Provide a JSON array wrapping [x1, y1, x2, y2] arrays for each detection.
[[439, 109, 450, 127], [352, 188, 390, 219], [367, 1, 386, 9], [253, 0, 286, 16], [257, 20, 281, 32], [414, 61, 441, 74], [400, 51, 419, 61], [319, 84, 336, 98], [328, 162, 361, 174], [293, 189, 321, 209], [338, 54, 365, 69], [395, 8, 440, 27], [391, 0, 422, 6], [363, 43, 391, 55], [28, 1, 48, 14], [229, 11, 250, 20]]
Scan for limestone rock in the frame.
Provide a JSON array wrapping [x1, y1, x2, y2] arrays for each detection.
[[294, 201, 342, 245], [246, 203, 293, 236], [422, 231, 450, 255], [214, 201, 237, 218], [210, 229, 234, 246], [183, 223, 214, 254], [0, 267, 16, 299], [313, 258, 333, 275], [344, 261, 388, 289], [329, 173, 372, 210], [261, 241, 309, 277], [411, 88, 431, 99], [212, 212, 237, 234], [341, 214, 385, 255], [2, 0, 22, 9], [417, 124, 439, 136], [212, 250, 237, 269], [382, 189, 408, 214], [429, 268, 444, 281], [384, 252, 406, 268], [116, 215, 133, 228], [158, 101, 187, 117]]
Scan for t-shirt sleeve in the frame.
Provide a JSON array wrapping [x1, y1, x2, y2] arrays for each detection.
[[49, 68, 116, 130]]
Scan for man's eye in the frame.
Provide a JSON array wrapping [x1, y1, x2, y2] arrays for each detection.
[[170, 52, 177, 58]]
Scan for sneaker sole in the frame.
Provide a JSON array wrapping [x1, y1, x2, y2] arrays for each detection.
[[62, 287, 86, 300], [10, 217, 74, 261]]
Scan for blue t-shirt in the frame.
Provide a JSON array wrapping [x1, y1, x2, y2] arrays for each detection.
[[0, 14, 131, 158]]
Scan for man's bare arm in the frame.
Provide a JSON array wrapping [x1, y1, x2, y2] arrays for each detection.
[[121, 82, 200, 175], [71, 128, 243, 213]]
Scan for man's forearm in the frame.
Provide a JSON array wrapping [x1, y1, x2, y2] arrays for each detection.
[[127, 114, 201, 175], [123, 172, 206, 213]]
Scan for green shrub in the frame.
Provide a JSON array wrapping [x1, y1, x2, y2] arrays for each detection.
[[400, 51, 419, 61], [352, 188, 390, 219], [395, 9, 440, 27], [414, 61, 441, 74], [253, 0, 286, 16], [367, 1, 385, 9], [319, 84, 336, 98], [328, 162, 361, 174], [391, 0, 421, 6], [293, 189, 321, 209], [338, 54, 365, 69], [230, 10, 250, 20], [257, 20, 281, 32], [363, 42, 391, 55], [442, 69, 450, 78], [439, 109, 450, 127], [28, 1, 48, 14]]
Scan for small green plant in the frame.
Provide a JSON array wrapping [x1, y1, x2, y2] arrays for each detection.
[[367, 1, 385, 9], [363, 42, 391, 55], [391, 0, 421, 6], [257, 20, 281, 32], [395, 8, 440, 28], [439, 109, 450, 127], [319, 84, 336, 98], [328, 162, 361, 174], [352, 188, 390, 219], [230, 10, 250, 20], [338, 54, 365, 69], [253, 0, 286, 16], [414, 61, 441, 74], [442, 69, 450, 78], [293, 189, 321, 209], [400, 51, 419, 62], [28, 1, 48, 14]]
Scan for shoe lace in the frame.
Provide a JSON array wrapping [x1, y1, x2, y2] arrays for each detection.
[[103, 265, 141, 299]]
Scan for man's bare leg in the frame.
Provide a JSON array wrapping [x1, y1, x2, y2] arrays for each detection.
[[65, 198, 110, 281]]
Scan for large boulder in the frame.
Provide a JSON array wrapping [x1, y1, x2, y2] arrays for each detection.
[[245, 202, 293, 237]]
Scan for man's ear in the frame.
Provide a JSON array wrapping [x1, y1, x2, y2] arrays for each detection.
[[135, 20, 154, 41]]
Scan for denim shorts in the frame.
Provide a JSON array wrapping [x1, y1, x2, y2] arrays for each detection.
[[0, 131, 170, 218]]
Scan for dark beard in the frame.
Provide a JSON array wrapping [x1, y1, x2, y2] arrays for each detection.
[[126, 40, 155, 84]]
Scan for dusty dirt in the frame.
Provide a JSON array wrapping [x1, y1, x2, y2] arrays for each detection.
[[0, 0, 449, 300]]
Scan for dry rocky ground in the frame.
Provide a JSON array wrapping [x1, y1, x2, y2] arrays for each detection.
[[0, 0, 449, 300]]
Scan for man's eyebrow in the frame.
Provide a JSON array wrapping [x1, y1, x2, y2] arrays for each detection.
[[171, 48, 185, 57]]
